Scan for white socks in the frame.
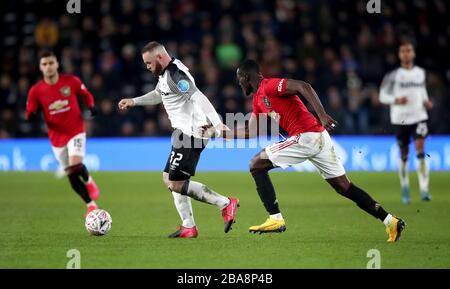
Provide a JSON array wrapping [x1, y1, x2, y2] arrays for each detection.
[[87, 201, 97, 207], [270, 213, 284, 221], [184, 181, 230, 209], [383, 214, 393, 226], [399, 159, 410, 190], [417, 157, 429, 194], [172, 192, 195, 228], [400, 156, 430, 198]]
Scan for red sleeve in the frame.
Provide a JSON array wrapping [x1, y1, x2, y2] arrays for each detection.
[[252, 94, 261, 115], [73, 76, 95, 107], [26, 86, 40, 120], [264, 78, 287, 98]]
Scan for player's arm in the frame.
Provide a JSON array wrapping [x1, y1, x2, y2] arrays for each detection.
[[74, 76, 97, 116], [221, 112, 259, 139], [284, 79, 337, 131], [25, 87, 40, 121], [379, 71, 407, 105], [191, 90, 229, 137], [118, 89, 162, 110], [167, 67, 228, 136], [422, 71, 433, 110]]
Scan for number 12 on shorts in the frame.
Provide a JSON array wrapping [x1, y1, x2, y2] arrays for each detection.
[[170, 152, 183, 167]]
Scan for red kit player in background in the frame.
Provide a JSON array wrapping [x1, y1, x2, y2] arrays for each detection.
[[26, 50, 100, 216]]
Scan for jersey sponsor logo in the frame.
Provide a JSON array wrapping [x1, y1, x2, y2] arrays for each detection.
[[263, 96, 271, 108], [277, 79, 285, 92], [60, 86, 71, 97], [48, 99, 70, 115], [177, 79, 190, 93], [399, 81, 425, 88]]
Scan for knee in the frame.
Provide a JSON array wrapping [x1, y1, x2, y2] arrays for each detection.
[[399, 146, 409, 161], [68, 156, 83, 167], [65, 163, 83, 176], [249, 157, 266, 176], [331, 179, 351, 196], [162, 173, 170, 187], [167, 181, 185, 193]]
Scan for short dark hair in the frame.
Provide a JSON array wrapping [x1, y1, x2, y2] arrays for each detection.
[[398, 38, 416, 50], [141, 41, 164, 54], [238, 59, 260, 74], [38, 49, 57, 60]]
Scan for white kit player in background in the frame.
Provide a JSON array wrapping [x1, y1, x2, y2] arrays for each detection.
[[379, 40, 433, 204], [118, 42, 239, 238]]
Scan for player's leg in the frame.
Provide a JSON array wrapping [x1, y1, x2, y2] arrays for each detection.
[[65, 133, 98, 215], [168, 180, 230, 209], [326, 175, 389, 222], [326, 175, 405, 242], [248, 134, 309, 233], [67, 133, 100, 201], [396, 125, 412, 204], [311, 130, 406, 242], [248, 150, 287, 234], [52, 144, 91, 209], [413, 122, 431, 201], [175, 178, 239, 233], [163, 171, 196, 230], [249, 150, 281, 218], [164, 132, 238, 234]]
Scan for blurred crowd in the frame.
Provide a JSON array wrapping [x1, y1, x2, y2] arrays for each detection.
[[1, 0, 449, 139]]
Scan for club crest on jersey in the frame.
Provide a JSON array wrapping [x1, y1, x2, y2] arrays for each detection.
[[177, 79, 190, 93], [60, 86, 71, 97], [263, 96, 271, 108]]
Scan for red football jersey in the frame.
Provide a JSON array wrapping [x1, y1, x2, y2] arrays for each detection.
[[26, 74, 95, 147], [252, 78, 324, 136]]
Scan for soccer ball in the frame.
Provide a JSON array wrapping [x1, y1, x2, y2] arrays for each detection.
[[85, 209, 112, 236]]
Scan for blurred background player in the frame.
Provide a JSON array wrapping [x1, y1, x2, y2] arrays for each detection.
[[379, 40, 433, 204], [26, 50, 100, 216], [219, 59, 405, 242], [118, 41, 239, 238]]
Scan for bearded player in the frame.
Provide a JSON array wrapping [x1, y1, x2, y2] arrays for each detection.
[[26, 50, 100, 216], [118, 42, 239, 238], [218, 59, 405, 242]]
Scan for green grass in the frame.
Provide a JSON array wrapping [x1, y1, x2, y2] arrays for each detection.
[[0, 171, 449, 268]]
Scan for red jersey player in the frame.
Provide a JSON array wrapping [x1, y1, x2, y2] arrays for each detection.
[[26, 50, 100, 216], [218, 59, 406, 242]]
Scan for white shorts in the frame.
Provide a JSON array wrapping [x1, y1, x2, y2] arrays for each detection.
[[265, 130, 346, 179], [51, 132, 86, 169]]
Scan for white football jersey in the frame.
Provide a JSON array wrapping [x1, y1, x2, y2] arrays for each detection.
[[156, 59, 210, 138], [379, 66, 429, 125]]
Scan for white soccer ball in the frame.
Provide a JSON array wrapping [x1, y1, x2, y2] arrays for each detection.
[[85, 209, 112, 236]]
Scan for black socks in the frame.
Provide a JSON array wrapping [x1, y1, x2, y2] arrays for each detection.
[[252, 171, 280, 215], [345, 183, 388, 221], [65, 163, 91, 203]]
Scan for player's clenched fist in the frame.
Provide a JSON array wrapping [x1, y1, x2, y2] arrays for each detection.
[[118, 98, 134, 110]]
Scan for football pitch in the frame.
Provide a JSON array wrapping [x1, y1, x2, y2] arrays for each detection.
[[0, 171, 449, 269]]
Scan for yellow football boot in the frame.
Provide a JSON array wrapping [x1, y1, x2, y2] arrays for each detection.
[[249, 217, 286, 234], [386, 216, 406, 242]]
